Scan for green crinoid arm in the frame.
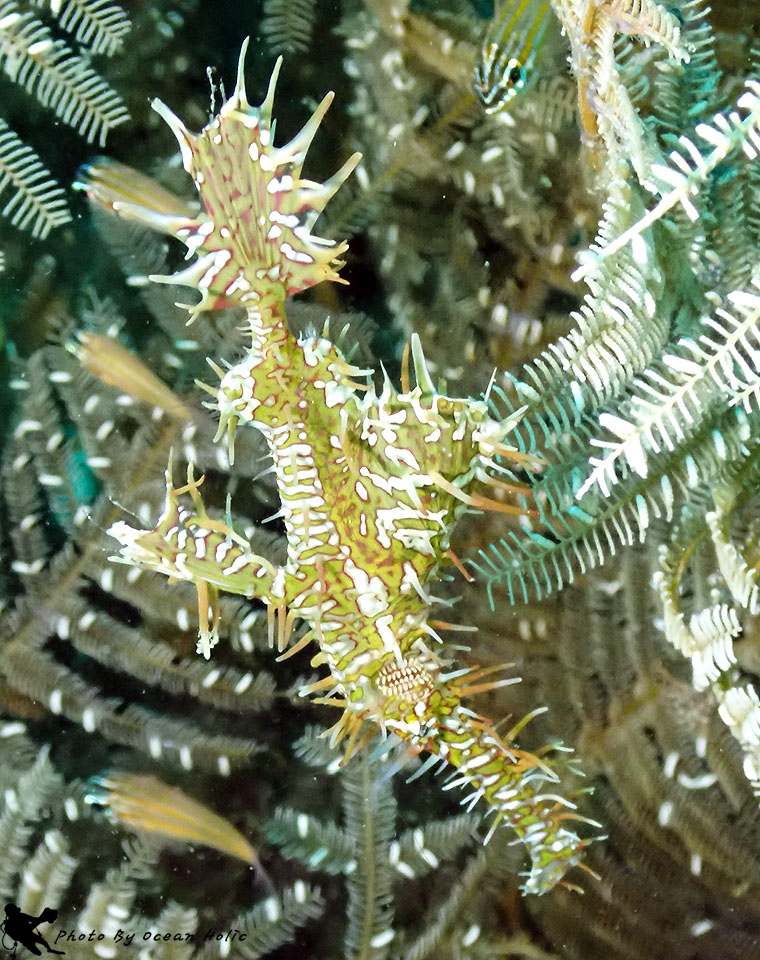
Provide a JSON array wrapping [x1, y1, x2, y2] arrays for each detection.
[[108, 461, 280, 658]]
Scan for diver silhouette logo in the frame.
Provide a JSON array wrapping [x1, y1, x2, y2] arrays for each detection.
[[1, 905, 64, 957]]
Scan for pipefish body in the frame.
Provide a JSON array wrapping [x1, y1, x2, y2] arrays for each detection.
[[474, 0, 552, 113]]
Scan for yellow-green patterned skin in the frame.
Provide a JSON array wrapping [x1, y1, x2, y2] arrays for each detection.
[[101, 41, 595, 895]]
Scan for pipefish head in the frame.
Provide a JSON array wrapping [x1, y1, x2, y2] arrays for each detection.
[[473, 0, 550, 114]]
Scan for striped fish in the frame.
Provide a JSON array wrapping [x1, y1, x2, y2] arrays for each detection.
[[474, 0, 552, 113]]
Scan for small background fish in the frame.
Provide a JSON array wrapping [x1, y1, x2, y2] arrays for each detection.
[[474, 0, 556, 113]]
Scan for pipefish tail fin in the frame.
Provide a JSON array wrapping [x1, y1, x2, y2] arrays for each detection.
[[142, 39, 360, 320]]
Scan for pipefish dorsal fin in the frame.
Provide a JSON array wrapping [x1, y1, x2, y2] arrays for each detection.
[[474, 0, 553, 114]]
